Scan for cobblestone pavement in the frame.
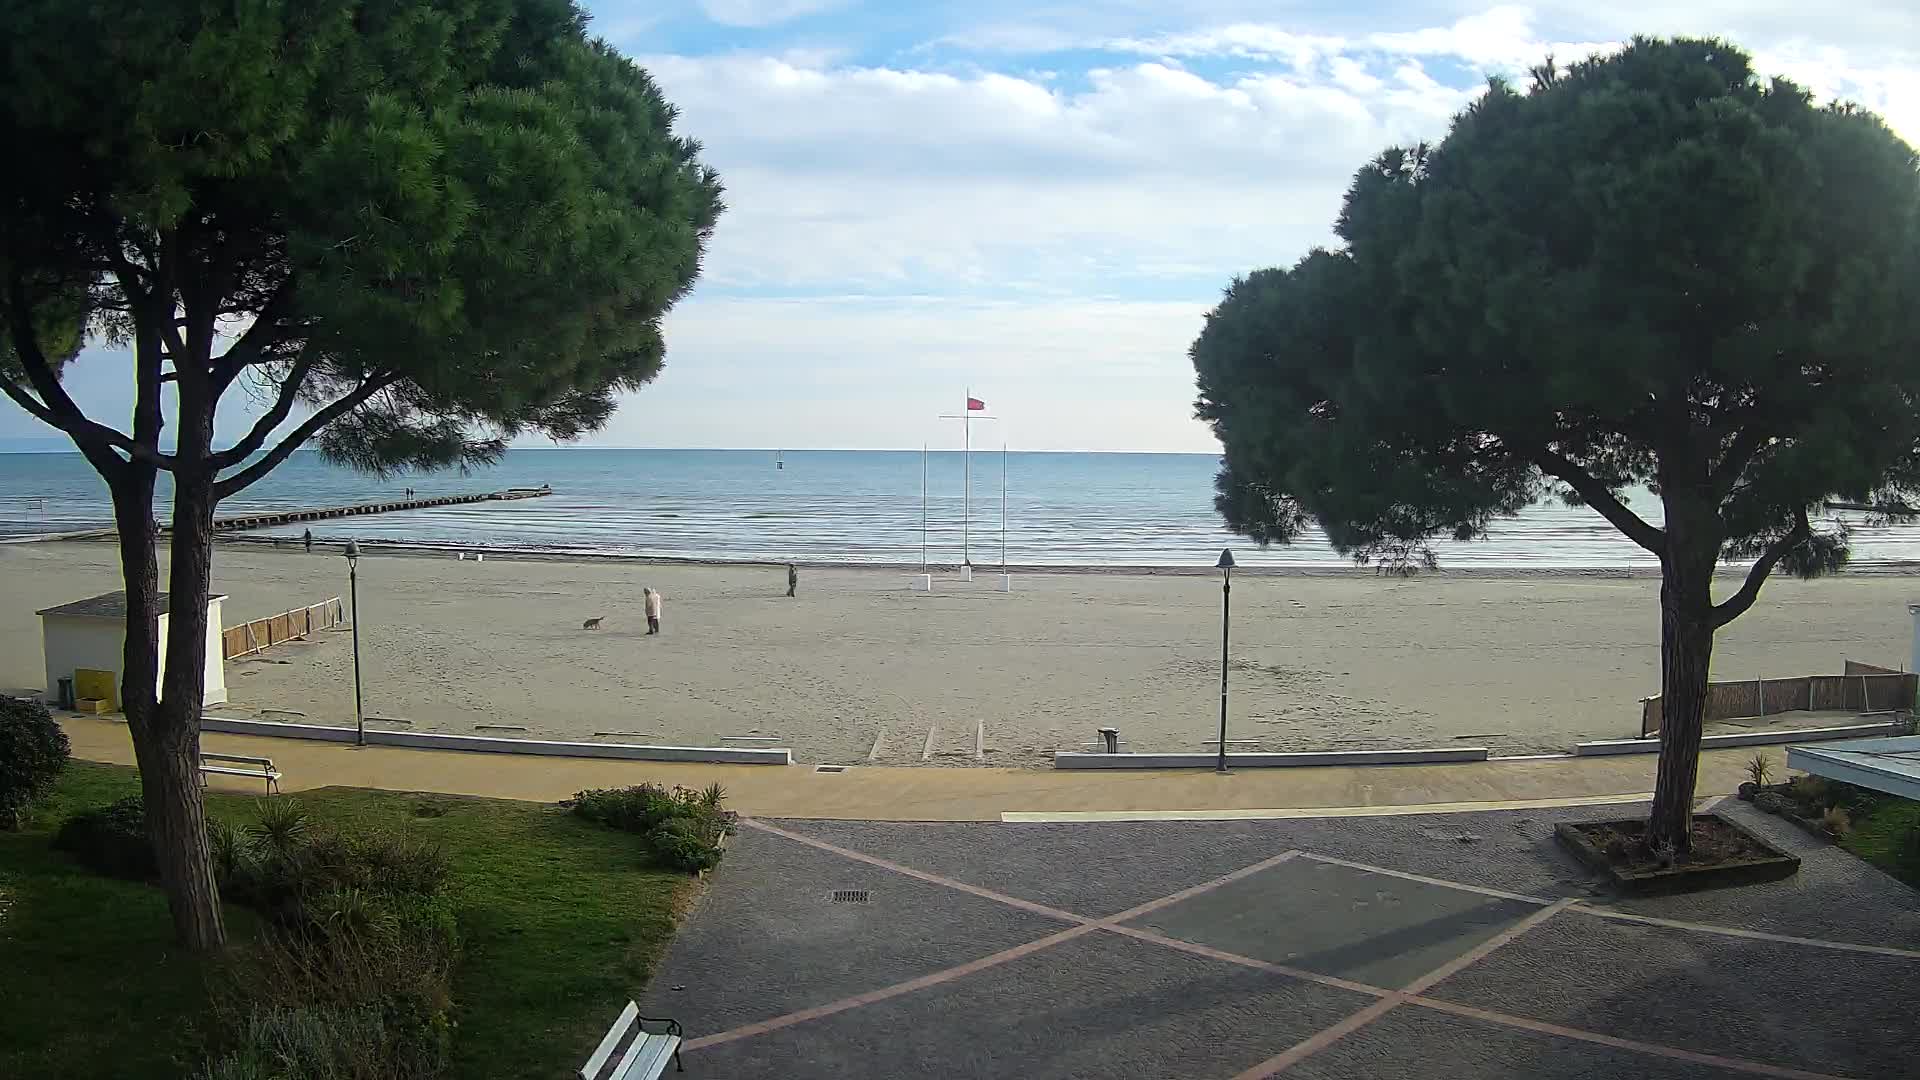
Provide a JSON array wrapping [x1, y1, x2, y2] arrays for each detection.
[[642, 799, 1919, 1079]]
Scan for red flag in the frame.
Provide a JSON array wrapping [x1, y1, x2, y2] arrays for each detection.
[[967, 397, 986, 411]]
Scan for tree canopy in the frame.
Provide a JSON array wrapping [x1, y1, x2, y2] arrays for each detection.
[[0, 0, 723, 486], [0, 0, 722, 948], [1192, 37, 1920, 847]]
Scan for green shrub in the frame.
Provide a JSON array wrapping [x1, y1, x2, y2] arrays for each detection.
[[206, 877, 460, 1080], [247, 798, 313, 858], [53, 796, 155, 880], [567, 783, 734, 873], [231, 795, 449, 922], [0, 694, 69, 828], [564, 784, 682, 833], [648, 814, 725, 873], [199, 1001, 447, 1080]]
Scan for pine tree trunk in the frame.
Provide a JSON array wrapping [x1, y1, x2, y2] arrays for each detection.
[[119, 467, 226, 951], [1648, 548, 1716, 852]]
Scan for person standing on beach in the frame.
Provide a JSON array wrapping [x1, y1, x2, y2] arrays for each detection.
[[786, 563, 798, 597], [303, 528, 313, 553], [644, 587, 663, 635]]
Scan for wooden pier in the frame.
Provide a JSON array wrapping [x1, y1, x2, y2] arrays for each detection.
[[208, 487, 551, 534]]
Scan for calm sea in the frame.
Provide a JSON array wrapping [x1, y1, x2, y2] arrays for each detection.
[[0, 448, 1913, 568]]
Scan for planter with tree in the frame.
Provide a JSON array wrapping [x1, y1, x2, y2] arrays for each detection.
[[1190, 38, 1918, 883]]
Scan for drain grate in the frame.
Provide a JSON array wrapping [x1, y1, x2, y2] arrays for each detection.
[[815, 764, 849, 773], [830, 889, 871, 904]]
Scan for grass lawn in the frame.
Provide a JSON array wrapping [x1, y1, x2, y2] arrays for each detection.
[[0, 762, 697, 1080], [1842, 790, 1920, 889]]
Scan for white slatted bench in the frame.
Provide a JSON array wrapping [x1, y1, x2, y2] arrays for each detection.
[[198, 752, 281, 795], [581, 1001, 683, 1079]]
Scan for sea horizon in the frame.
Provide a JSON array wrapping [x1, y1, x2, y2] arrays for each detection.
[[2, 446, 1916, 568]]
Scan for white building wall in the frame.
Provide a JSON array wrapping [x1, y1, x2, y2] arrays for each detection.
[[40, 597, 227, 708]]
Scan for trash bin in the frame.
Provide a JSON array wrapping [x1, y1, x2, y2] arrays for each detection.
[[56, 676, 75, 710]]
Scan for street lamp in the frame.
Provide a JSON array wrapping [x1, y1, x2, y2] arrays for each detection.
[[1216, 548, 1234, 773], [344, 540, 364, 747]]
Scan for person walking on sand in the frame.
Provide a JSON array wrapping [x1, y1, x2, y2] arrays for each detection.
[[786, 562, 798, 598], [644, 587, 663, 635], [303, 528, 313, 553]]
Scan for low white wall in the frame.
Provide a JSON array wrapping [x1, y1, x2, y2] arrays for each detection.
[[198, 716, 792, 764], [1053, 747, 1490, 770], [1575, 721, 1905, 756]]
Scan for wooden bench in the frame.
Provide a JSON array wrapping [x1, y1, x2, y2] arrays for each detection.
[[198, 752, 281, 795], [581, 1001, 683, 1079]]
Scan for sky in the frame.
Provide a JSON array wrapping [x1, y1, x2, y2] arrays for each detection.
[[4, 1, 1916, 454]]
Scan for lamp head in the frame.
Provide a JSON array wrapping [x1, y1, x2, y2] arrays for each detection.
[[1216, 548, 1235, 570], [344, 539, 360, 565]]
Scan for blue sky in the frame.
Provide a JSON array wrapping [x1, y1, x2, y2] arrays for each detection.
[[5, 1, 1916, 453]]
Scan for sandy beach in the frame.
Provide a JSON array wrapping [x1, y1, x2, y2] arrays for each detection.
[[0, 539, 1913, 765]]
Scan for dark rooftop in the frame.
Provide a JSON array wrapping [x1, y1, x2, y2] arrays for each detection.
[[36, 591, 227, 619]]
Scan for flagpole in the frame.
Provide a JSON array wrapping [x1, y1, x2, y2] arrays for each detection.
[[921, 443, 928, 569], [1000, 442, 1008, 571], [963, 388, 971, 566]]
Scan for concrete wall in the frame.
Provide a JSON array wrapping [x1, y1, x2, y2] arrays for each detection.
[[1054, 747, 1491, 770], [198, 715, 792, 764]]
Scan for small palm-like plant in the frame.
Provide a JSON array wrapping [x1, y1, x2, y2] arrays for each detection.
[[1745, 754, 1775, 787], [248, 799, 312, 858]]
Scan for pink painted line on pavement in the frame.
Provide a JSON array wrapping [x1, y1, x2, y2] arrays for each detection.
[[1402, 899, 1578, 995], [1293, 852, 1553, 905], [690, 831, 1309, 1054], [711, 820, 1888, 1080], [1569, 906, 1920, 960], [1227, 900, 1577, 1079], [741, 817, 1094, 925], [681, 923, 1098, 1052], [1406, 997, 1852, 1080]]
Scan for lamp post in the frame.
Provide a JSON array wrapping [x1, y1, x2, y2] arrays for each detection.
[[345, 540, 364, 747], [1216, 548, 1234, 773]]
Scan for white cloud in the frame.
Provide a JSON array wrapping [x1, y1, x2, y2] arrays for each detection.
[[695, 0, 845, 28], [642, 50, 1468, 290]]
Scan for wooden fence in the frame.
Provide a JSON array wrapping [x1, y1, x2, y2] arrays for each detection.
[[1640, 660, 1917, 736], [222, 597, 345, 661]]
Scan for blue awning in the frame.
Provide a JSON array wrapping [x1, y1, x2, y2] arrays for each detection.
[[1787, 735, 1920, 800]]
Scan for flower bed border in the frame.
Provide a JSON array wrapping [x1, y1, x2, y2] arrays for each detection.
[[1554, 813, 1801, 895]]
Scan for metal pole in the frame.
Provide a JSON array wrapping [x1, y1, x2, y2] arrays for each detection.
[[350, 560, 364, 746], [1000, 443, 1008, 571], [963, 389, 971, 566], [1217, 565, 1231, 773], [922, 443, 928, 569]]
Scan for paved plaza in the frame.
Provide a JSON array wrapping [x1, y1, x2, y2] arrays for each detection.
[[645, 799, 1919, 1079]]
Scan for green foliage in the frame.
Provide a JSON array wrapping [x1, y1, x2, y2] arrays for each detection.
[[0, 695, 68, 828], [0, 0, 723, 479], [647, 815, 725, 874], [247, 798, 313, 859], [53, 796, 155, 881], [565, 783, 684, 834], [0, 0, 720, 954], [1192, 37, 1920, 844], [4, 764, 692, 1080], [566, 783, 732, 873], [199, 1003, 444, 1080], [1194, 37, 1920, 574], [206, 804, 460, 1080], [1745, 755, 1775, 787]]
